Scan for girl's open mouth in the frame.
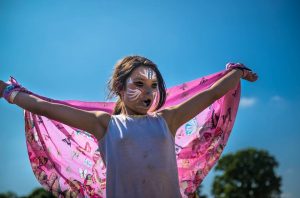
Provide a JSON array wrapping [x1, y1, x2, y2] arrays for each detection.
[[143, 99, 151, 107]]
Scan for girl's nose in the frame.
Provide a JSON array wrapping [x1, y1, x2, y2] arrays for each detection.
[[144, 88, 152, 95]]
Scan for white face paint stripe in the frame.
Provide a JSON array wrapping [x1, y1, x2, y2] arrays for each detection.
[[153, 88, 158, 93], [139, 68, 148, 79], [127, 87, 142, 100], [127, 77, 133, 84], [149, 69, 156, 79], [139, 68, 157, 80], [153, 88, 158, 97]]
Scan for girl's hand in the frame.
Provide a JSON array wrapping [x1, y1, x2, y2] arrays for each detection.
[[0, 80, 9, 98], [226, 62, 258, 82], [242, 69, 258, 82]]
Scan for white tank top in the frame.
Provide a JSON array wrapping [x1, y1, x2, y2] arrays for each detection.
[[98, 113, 182, 198]]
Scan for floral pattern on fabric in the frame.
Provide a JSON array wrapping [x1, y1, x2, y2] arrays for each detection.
[[17, 69, 240, 198]]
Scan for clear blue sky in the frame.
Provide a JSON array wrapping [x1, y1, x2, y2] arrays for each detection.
[[0, 0, 299, 197]]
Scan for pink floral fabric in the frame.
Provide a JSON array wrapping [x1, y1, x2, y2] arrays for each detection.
[[19, 68, 240, 197]]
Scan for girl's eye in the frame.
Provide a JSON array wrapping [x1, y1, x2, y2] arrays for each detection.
[[152, 84, 158, 88], [134, 82, 143, 87]]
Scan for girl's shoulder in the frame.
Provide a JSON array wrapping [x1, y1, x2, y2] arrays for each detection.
[[97, 111, 112, 129], [155, 109, 177, 137]]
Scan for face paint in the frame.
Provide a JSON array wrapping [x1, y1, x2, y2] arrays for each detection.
[[126, 77, 142, 101], [139, 68, 157, 80], [126, 87, 142, 101], [127, 77, 133, 84], [125, 69, 158, 108], [152, 89, 157, 98]]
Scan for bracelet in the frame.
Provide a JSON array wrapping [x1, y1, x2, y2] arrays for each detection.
[[2, 76, 33, 104], [3, 84, 20, 98], [226, 63, 252, 79], [3, 84, 16, 95], [233, 68, 245, 78], [9, 90, 20, 104], [3, 84, 22, 104]]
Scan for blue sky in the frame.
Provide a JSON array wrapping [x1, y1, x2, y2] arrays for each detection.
[[0, 0, 299, 197]]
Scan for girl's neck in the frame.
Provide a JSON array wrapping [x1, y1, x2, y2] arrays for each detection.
[[121, 107, 148, 116], [120, 113, 150, 119], [120, 108, 149, 118], [120, 111, 149, 117]]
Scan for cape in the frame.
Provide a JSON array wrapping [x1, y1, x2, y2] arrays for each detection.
[[20, 69, 240, 198]]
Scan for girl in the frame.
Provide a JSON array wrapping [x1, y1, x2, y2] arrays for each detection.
[[0, 55, 258, 198]]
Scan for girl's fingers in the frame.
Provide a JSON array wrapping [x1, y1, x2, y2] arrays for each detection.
[[251, 74, 258, 81], [243, 71, 258, 82]]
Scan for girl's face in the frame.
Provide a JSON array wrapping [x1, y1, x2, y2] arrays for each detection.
[[120, 66, 158, 115]]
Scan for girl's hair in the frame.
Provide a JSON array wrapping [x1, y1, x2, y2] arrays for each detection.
[[106, 55, 166, 115]]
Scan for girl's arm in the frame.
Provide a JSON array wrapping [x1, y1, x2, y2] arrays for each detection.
[[0, 81, 110, 140], [160, 69, 252, 136]]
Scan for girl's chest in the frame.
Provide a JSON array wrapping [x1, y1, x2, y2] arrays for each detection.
[[116, 123, 168, 146]]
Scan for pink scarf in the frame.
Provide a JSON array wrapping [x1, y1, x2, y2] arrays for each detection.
[[18, 69, 240, 197]]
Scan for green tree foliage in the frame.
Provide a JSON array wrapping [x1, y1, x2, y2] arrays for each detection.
[[212, 148, 281, 198], [0, 192, 18, 198], [26, 188, 55, 198], [195, 184, 208, 198], [0, 188, 54, 198]]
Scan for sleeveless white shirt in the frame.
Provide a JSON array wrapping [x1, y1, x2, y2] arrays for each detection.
[[98, 113, 182, 198]]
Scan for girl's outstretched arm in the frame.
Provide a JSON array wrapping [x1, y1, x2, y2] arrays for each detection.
[[160, 68, 258, 136], [0, 81, 110, 140]]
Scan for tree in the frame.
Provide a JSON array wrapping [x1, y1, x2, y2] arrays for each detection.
[[0, 192, 18, 198], [26, 188, 55, 198], [0, 188, 55, 198], [212, 148, 281, 198], [195, 184, 207, 198]]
